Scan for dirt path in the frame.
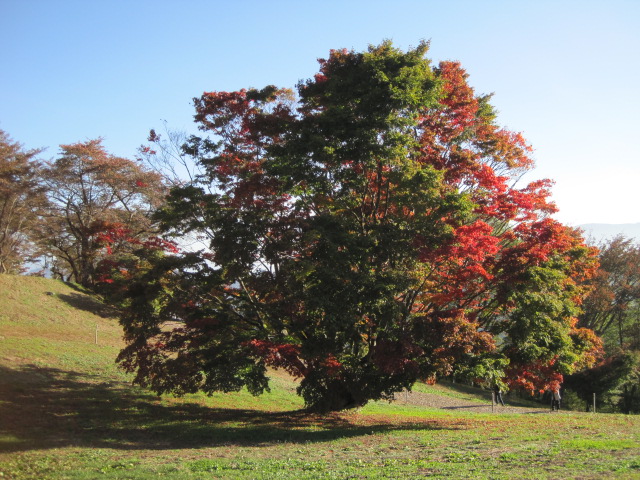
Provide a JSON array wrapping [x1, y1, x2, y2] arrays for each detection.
[[396, 390, 553, 414]]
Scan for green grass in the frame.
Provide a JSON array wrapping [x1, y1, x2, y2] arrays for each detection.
[[1, 275, 639, 479]]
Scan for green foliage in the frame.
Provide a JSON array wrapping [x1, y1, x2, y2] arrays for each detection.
[[564, 353, 637, 410], [574, 236, 640, 412], [580, 235, 640, 348], [503, 264, 581, 369], [617, 355, 640, 414]]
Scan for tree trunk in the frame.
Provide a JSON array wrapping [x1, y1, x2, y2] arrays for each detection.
[[300, 376, 370, 413]]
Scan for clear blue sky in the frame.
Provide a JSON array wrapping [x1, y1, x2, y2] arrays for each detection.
[[2, 0, 638, 226]]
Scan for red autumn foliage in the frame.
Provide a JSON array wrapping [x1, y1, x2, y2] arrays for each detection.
[[505, 358, 565, 394], [245, 339, 308, 378]]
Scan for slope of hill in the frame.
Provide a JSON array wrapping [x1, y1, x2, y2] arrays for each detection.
[[0, 275, 519, 410], [1, 275, 639, 479], [0, 275, 304, 411], [0, 275, 124, 375], [0, 275, 538, 413]]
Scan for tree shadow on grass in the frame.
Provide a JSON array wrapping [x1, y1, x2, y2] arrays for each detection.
[[0, 364, 457, 454], [55, 292, 120, 319]]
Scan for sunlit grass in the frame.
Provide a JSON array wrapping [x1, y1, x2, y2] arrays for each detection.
[[1, 275, 639, 479]]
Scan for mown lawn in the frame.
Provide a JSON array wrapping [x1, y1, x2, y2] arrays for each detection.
[[1, 276, 639, 479]]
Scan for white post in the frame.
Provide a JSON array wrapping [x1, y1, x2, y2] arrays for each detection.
[[491, 392, 495, 413], [593, 393, 596, 413]]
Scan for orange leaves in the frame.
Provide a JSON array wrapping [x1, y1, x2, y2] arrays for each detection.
[[436, 61, 479, 133], [92, 221, 130, 254], [416, 311, 496, 377], [195, 89, 252, 131], [194, 87, 294, 149], [505, 358, 564, 394], [371, 338, 423, 376], [450, 221, 500, 263], [497, 219, 582, 273], [417, 221, 499, 308], [315, 48, 351, 78], [320, 354, 343, 377], [482, 128, 534, 170], [570, 327, 604, 370], [418, 60, 544, 230], [246, 339, 307, 378]]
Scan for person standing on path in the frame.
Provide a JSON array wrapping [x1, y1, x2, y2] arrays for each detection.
[[494, 384, 505, 406], [551, 387, 561, 411]]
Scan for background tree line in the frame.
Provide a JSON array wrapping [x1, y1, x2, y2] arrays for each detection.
[[567, 235, 640, 413], [0, 130, 166, 287]]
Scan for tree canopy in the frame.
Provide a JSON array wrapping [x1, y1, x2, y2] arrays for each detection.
[[115, 42, 601, 411], [571, 235, 640, 412], [0, 130, 46, 274], [39, 139, 167, 287]]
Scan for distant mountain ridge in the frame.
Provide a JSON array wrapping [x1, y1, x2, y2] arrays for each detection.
[[577, 223, 640, 244]]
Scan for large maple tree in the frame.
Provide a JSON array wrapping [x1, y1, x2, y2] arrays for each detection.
[[117, 42, 601, 411]]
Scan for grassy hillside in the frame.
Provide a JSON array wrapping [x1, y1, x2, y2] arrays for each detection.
[[0, 275, 125, 376], [1, 275, 639, 479]]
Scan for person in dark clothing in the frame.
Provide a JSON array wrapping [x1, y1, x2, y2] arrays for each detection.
[[494, 384, 505, 406], [551, 388, 561, 411]]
